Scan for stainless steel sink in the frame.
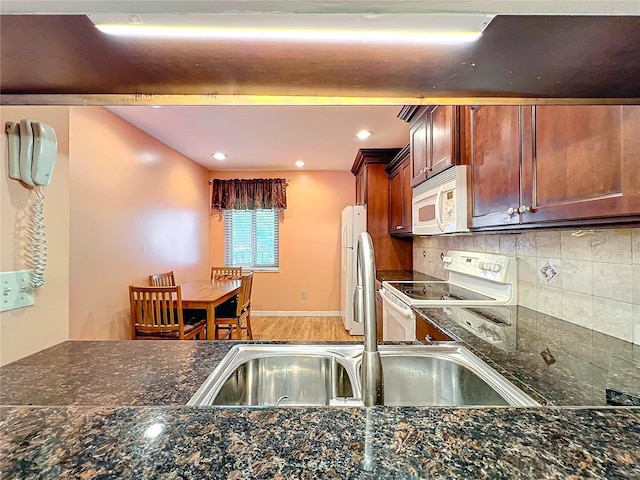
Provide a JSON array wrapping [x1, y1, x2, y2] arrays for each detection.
[[188, 344, 537, 407], [188, 345, 361, 406], [363, 345, 532, 407]]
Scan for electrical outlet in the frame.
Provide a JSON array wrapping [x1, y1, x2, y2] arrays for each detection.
[[1, 270, 35, 312], [301, 290, 307, 299]]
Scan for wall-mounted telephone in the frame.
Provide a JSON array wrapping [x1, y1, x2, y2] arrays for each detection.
[[5, 119, 58, 288]]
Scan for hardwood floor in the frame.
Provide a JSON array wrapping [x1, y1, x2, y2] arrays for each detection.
[[249, 316, 363, 342]]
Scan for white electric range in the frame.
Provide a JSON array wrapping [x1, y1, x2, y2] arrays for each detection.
[[380, 250, 517, 341]]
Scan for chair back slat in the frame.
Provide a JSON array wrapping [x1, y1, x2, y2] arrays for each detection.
[[149, 271, 176, 286], [211, 266, 243, 280]]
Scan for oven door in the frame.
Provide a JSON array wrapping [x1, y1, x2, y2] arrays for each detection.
[[381, 289, 416, 341]]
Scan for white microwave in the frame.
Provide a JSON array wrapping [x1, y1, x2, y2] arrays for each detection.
[[412, 165, 469, 235]]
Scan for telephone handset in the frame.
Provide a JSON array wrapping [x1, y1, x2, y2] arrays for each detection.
[[8, 119, 57, 187], [5, 119, 58, 288]]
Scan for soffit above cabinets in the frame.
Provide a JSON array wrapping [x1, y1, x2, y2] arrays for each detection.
[[1, 14, 640, 103]]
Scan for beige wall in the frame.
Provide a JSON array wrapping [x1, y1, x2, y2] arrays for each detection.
[[209, 170, 354, 313], [0, 106, 70, 365], [69, 107, 210, 340], [414, 228, 640, 345]]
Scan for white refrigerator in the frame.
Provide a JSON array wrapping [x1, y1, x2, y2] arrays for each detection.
[[340, 205, 367, 335]]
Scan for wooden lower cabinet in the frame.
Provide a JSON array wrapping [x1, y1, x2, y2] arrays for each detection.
[[416, 316, 453, 343]]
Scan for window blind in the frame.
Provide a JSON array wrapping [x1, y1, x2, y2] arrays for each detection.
[[224, 209, 279, 270]]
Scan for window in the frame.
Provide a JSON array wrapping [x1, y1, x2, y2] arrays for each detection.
[[224, 209, 279, 271]]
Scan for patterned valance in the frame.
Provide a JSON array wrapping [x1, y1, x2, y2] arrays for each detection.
[[210, 178, 288, 213]]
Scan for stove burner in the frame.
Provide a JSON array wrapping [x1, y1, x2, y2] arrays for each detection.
[[393, 282, 494, 302], [403, 285, 434, 297]]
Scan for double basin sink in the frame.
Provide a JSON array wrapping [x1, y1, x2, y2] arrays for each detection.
[[188, 344, 538, 407]]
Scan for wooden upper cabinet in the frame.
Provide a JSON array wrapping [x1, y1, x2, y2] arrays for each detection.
[[389, 168, 403, 231], [355, 169, 364, 205], [465, 105, 523, 229], [400, 105, 459, 188], [401, 160, 412, 230], [465, 104, 640, 230], [409, 107, 429, 187], [351, 148, 412, 270], [521, 105, 640, 223], [429, 105, 459, 177], [386, 144, 411, 235]]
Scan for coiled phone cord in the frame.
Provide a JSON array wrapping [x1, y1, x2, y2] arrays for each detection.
[[27, 186, 47, 288]]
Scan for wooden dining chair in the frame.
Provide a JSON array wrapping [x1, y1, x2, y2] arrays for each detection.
[[149, 271, 175, 286], [211, 266, 243, 280], [148, 271, 207, 326], [214, 271, 254, 340], [129, 285, 206, 340]]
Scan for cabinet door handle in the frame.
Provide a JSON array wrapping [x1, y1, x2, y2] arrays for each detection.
[[424, 335, 433, 342], [518, 205, 531, 214], [396, 225, 403, 230]]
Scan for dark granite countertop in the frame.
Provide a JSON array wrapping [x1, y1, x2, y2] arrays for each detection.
[[0, 340, 239, 406], [2, 405, 639, 479], [1, 337, 639, 478], [376, 270, 440, 283], [413, 306, 640, 407]]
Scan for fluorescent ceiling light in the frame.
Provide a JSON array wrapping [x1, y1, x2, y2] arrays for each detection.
[[89, 13, 494, 44], [212, 152, 227, 160], [356, 129, 372, 139], [294, 160, 305, 167]]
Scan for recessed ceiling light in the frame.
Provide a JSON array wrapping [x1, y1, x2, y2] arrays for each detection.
[[150, 105, 162, 109], [356, 130, 372, 140], [294, 160, 305, 168], [212, 152, 227, 160]]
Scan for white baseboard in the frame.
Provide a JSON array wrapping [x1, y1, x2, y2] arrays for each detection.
[[252, 311, 341, 317]]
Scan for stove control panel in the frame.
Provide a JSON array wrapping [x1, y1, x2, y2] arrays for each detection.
[[443, 251, 513, 283]]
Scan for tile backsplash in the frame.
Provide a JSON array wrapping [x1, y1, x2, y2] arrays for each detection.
[[413, 228, 640, 345]]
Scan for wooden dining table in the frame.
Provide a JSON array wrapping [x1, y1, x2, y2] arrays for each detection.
[[180, 278, 242, 340]]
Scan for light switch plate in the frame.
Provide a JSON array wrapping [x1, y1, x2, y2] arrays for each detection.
[[1, 270, 35, 312]]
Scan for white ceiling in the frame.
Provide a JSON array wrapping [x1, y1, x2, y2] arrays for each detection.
[[3, 1, 639, 15], [107, 105, 410, 171]]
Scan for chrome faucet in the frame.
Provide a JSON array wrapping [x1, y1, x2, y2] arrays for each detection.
[[354, 232, 383, 406]]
